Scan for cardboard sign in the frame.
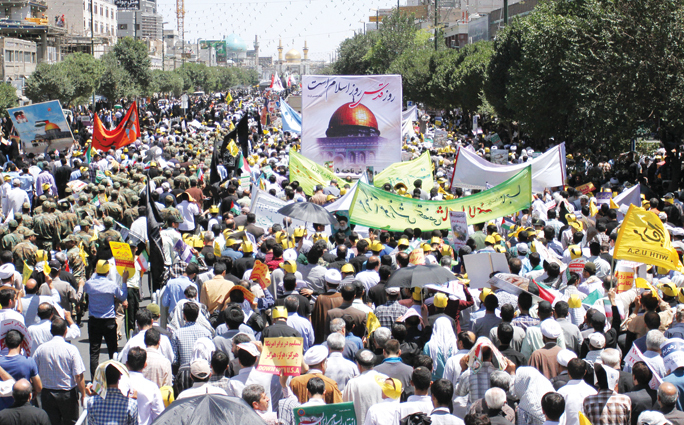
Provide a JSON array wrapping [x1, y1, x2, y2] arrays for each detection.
[[490, 149, 508, 165], [662, 339, 684, 375], [0, 319, 32, 356], [568, 258, 587, 275], [250, 260, 271, 289], [409, 248, 425, 265], [257, 337, 304, 376], [109, 241, 135, 277], [615, 261, 637, 293], [462, 252, 510, 289], [293, 401, 357, 425], [450, 211, 469, 251], [596, 192, 612, 205], [576, 182, 597, 195]]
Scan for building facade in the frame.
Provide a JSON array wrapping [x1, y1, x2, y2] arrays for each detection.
[[116, 0, 162, 40]]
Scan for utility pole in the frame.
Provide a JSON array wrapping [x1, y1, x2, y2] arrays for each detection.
[[134, 9, 138, 40], [161, 21, 168, 71], [503, 0, 508, 26], [434, 0, 439, 50], [90, 0, 95, 111]]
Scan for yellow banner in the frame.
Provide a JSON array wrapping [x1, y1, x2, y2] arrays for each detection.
[[288, 150, 338, 196], [373, 151, 434, 190], [109, 241, 136, 277], [250, 260, 271, 289], [614, 205, 684, 272], [256, 337, 304, 376]]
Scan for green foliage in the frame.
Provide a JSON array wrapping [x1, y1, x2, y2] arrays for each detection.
[[333, 31, 378, 75], [113, 37, 152, 93], [61, 53, 101, 104], [151, 70, 184, 97], [25, 62, 75, 105], [0, 83, 18, 116], [97, 52, 135, 104]]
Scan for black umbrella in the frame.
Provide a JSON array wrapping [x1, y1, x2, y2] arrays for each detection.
[[386, 264, 457, 288], [277, 202, 339, 225], [151, 394, 266, 425]]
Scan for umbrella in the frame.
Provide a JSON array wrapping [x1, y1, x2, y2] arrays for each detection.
[[386, 264, 457, 288], [277, 202, 339, 225], [151, 394, 266, 425]]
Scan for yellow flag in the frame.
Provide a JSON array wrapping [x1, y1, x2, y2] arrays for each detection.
[[22, 261, 33, 285], [610, 198, 619, 209], [228, 140, 240, 157], [579, 412, 592, 425], [90, 229, 98, 242], [226, 92, 233, 104], [373, 151, 434, 190], [229, 121, 235, 131], [636, 277, 658, 298], [43, 262, 51, 276], [614, 205, 684, 273], [367, 311, 381, 336], [79, 242, 88, 264], [214, 241, 222, 257], [589, 200, 599, 217]]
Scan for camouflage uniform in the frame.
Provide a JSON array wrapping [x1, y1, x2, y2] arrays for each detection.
[[65, 237, 86, 286], [98, 217, 123, 246], [1, 223, 23, 251], [33, 205, 60, 251], [13, 237, 37, 271], [101, 201, 124, 222], [122, 206, 139, 228]]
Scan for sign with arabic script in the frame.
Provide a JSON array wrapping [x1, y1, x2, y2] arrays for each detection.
[[301, 75, 402, 173], [114, 0, 140, 9], [257, 337, 304, 376], [348, 166, 532, 231], [294, 401, 357, 425]]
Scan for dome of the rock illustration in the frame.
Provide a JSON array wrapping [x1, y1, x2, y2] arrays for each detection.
[[325, 103, 381, 138]]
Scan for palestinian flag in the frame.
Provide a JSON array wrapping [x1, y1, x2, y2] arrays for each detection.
[[237, 152, 251, 177], [85, 145, 92, 164], [229, 201, 240, 216], [529, 279, 558, 304]]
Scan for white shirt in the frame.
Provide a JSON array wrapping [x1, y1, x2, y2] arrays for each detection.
[[356, 270, 380, 292], [177, 201, 200, 231], [442, 350, 469, 417], [119, 328, 175, 365], [364, 398, 399, 425], [6, 187, 29, 214], [177, 383, 227, 400], [324, 352, 359, 391], [587, 255, 612, 279], [225, 366, 281, 412], [578, 275, 604, 296], [21, 289, 61, 326], [396, 394, 434, 423], [556, 379, 597, 425], [343, 370, 388, 425], [28, 319, 80, 355], [430, 407, 465, 425], [129, 371, 165, 425]]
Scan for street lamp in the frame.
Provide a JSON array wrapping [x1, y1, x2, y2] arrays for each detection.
[[358, 19, 366, 34], [162, 21, 168, 71], [370, 8, 379, 31]]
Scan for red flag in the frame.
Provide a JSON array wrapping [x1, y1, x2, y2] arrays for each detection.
[[530, 279, 556, 304], [91, 102, 141, 151]]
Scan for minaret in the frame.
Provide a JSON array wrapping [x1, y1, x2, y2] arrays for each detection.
[[303, 40, 309, 61], [277, 38, 283, 64], [254, 35, 260, 69]]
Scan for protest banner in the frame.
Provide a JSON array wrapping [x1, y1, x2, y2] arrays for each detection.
[[288, 150, 338, 196], [451, 143, 566, 192], [294, 401, 357, 425], [576, 182, 597, 195], [449, 211, 469, 251], [596, 192, 612, 205], [662, 338, 684, 375], [487, 273, 531, 296], [624, 344, 664, 389], [250, 260, 271, 289], [568, 258, 587, 275], [257, 337, 304, 376], [92, 102, 140, 151], [109, 241, 136, 276], [250, 186, 307, 230], [0, 319, 32, 355], [373, 151, 434, 191], [462, 253, 510, 289], [615, 261, 638, 293], [348, 167, 532, 231], [614, 205, 684, 273], [8, 101, 74, 155], [301, 75, 402, 173], [490, 149, 508, 165]]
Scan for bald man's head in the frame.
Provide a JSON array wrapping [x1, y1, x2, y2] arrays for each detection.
[[13, 378, 32, 404], [24, 279, 38, 295], [658, 382, 679, 407]]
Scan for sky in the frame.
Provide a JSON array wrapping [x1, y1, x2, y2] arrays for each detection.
[[155, 0, 403, 62]]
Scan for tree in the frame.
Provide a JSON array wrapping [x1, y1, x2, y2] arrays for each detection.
[[61, 52, 101, 105], [25, 62, 75, 105], [97, 52, 134, 105], [333, 31, 377, 75], [151, 70, 183, 97], [113, 37, 152, 93], [0, 83, 18, 115]]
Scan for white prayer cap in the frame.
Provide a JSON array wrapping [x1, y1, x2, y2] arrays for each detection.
[[303, 345, 328, 365], [556, 349, 577, 367], [589, 332, 606, 349], [0, 264, 15, 280], [283, 248, 297, 262], [540, 319, 561, 339], [637, 411, 671, 425], [237, 342, 259, 358], [324, 269, 341, 285]]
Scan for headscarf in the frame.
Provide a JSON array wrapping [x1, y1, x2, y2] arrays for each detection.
[[512, 367, 555, 425], [427, 316, 456, 367]]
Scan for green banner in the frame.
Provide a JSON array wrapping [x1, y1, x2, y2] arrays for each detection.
[[289, 150, 338, 196], [293, 401, 357, 425], [349, 166, 532, 231], [373, 151, 434, 190]]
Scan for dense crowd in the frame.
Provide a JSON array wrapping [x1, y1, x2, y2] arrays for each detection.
[[0, 91, 682, 425]]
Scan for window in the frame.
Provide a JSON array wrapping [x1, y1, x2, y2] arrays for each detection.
[[31, 52, 35, 63], [100, 5, 103, 15], [16, 51, 21, 62], [6, 50, 11, 62], [105, 8, 108, 18], [119, 23, 127, 30], [100, 23, 103, 33], [24, 52, 30, 62], [83, 1, 86, 10]]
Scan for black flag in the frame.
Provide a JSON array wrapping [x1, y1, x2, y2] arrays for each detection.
[[146, 179, 167, 292]]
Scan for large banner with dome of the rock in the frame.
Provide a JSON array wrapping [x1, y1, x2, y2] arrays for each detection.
[[301, 75, 402, 174]]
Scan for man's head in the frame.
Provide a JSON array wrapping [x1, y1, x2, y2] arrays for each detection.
[[484, 387, 507, 411], [497, 322, 514, 347], [306, 377, 326, 399], [5, 329, 23, 351], [568, 358, 587, 380], [127, 346, 147, 372], [327, 332, 345, 353], [182, 302, 200, 323], [50, 317, 67, 337], [135, 308, 153, 330], [105, 364, 122, 387], [243, 384, 269, 411], [431, 379, 454, 408], [12, 379, 32, 405], [646, 329, 666, 353], [541, 392, 565, 422], [144, 327, 161, 348], [355, 349, 375, 372], [490, 371, 511, 391], [658, 382, 679, 408], [457, 331, 476, 351], [190, 358, 212, 383], [383, 339, 401, 358], [632, 361, 653, 388], [538, 300, 553, 320], [411, 366, 432, 393]]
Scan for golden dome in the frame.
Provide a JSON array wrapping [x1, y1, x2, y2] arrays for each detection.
[[285, 48, 301, 63], [326, 103, 381, 138]]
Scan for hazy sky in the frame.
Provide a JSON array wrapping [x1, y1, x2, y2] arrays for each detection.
[[155, 0, 403, 62]]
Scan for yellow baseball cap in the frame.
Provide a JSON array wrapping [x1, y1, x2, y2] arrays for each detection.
[[280, 260, 297, 274], [398, 238, 410, 247], [242, 241, 254, 253], [569, 221, 582, 232], [479, 287, 493, 302], [434, 293, 448, 308], [374, 375, 402, 400], [412, 287, 423, 301], [272, 306, 288, 319], [485, 235, 496, 245], [430, 237, 442, 245], [96, 259, 110, 274], [341, 264, 355, 274], [370, 241, 384, 252], [293, 227, 307, 238], [225, 238, 242, 247], [209, 205, 219, 214], [421, 243, 432, 252]]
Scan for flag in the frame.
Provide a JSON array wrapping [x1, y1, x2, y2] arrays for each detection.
[[529, 279, 556, 303], [589, 200, 599, 217], [614, 205, 684, 273], [367, 312, 381, 336], [289, 150, 338, 195], [228, 140, 240, 157], [226, 92, 233, 104], [579, 412, 592, 425], [582, 289, 603, 306], [136, 251, 149, 273], [209, 140, 221, 186], [279, 97, 302, 134], [22, 261, 33, 285], [85, 145, 92, 165], [270, 72, 285, 92], [221, 114, 249, 159], [91, 102, 141, 151], [146, 179, 167, 292], [237, 152, 251, 177], [373, 151, 434, 190]]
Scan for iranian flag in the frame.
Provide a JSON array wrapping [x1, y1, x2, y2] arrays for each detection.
[[238, 152, 251, 176], [136, 251, 149, 273]]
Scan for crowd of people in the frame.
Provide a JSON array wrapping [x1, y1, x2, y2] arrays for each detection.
[[0, 91, 682, 425]]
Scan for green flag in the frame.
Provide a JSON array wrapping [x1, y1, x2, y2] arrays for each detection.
[[582, 289, 603, 306], [289, 150, 337, 195], [85, 145, 92, 165], [348, 166, 532, 231], [373, 151, 434, 189]]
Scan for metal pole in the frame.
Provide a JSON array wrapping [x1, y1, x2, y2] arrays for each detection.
[[90, 0, 95, 112], [434, 0, 439, 50], [161, 22, 165, 71], [376, 9, 379, 30], [503, 0, 508, 26], [134, 10, 138, 40]]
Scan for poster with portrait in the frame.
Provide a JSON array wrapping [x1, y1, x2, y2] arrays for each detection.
[[8, 100, 74, 155], [301, 75, 402, 173]]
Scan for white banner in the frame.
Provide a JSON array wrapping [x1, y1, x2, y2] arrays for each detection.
[[613, 184, 641, 208], [301, 75, 402, 173], [249, 187, 307, 230], [451, 143, 567, 192]]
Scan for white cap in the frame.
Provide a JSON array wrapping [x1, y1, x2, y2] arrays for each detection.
[[540, 319, 561, 339], [556, 349, 577, 367], [324, 269, 342, 285], [589, 332, 606, 349], [237, 342, 259, 357], [0, 264, 15, 280], [283, 248, 297, 262], [303, 345, 328, 365]]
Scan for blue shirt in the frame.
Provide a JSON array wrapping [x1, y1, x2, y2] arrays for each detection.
[[286, 313, 315, 351], [346, 334, 363, 351], [84, 274, 127, 319], [0, 355, 38, 410], [161, 276, 196, 313], [664, 368, 684, 411], [221, 248, 243, 261]]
